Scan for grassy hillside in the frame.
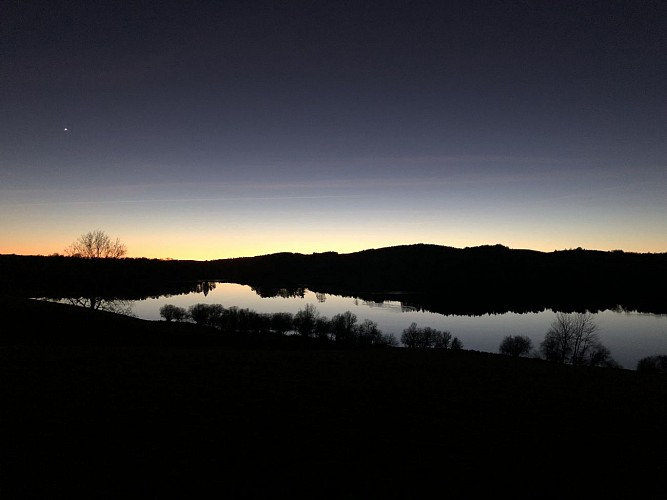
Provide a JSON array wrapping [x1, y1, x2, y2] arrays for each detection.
[[2, 296, 667, 497]]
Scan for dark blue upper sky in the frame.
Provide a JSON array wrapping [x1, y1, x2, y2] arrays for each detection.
[[2, 0, 666, 258]]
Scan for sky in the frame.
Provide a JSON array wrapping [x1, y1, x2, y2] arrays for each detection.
[[2, 0, 666, 260]]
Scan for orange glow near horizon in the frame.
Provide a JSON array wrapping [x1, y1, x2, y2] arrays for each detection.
[[3, 232, 667, 261], [2, 2, 666, 273]]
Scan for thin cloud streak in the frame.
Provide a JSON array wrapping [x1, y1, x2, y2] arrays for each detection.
[[0, 194, 360, 208]]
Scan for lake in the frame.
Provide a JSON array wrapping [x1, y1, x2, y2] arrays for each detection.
[[127, 282, 667, 370]]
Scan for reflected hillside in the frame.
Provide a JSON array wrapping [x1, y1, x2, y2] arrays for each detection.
[[0, 254, 214, 304], [250, 285, 306, 299], [212, 244, 667, 315], [2, 244, 667, 316]]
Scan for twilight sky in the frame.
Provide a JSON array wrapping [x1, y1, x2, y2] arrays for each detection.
[[2, 0, 666, 260]]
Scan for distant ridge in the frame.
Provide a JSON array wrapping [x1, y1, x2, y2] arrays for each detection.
[[2, 243, 666, 315], [1, 242, 663, 261], [212, 242, 662, 262], [202, 243, 667, 314]]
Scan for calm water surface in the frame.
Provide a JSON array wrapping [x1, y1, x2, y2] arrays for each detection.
[[130, 282, 667, 371]]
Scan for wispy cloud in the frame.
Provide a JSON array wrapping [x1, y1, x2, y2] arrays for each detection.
[[0, 194, 360, 207]]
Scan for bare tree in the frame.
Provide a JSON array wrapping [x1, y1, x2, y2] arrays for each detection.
[[637, 355, 667, 374], [65, 229, 127, 258], [294, 304, 320, 337], [356, 319, 383, 346], [569, 312, 601, 365], [541, 313, 576, 364], [400, 322, 423, 348], [540, 312, 611, 366], [63, 296, 134, 314], [330, 310, 357, 343], [431, 329, 452, 348]]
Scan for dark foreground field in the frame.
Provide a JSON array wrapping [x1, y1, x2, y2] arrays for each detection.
[[2, 297, 667, 498]]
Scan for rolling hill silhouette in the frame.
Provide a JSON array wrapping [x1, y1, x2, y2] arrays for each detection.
[[2, 243, 666, 314]]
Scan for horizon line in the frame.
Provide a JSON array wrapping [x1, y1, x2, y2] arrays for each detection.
[[2, 242, 662, 261]]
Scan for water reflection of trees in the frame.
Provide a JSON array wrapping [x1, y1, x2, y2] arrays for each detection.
[[193, 281, 216, 296], [308, 287, 647, 317], [195, 288, 652, 316], [41, 280, 219, 315], [42, 276, 667, 319], [7, 250, 667, 316], [130, 280, 667, 318], [61, 297, 135, 315], [250, 286, 306, 299]]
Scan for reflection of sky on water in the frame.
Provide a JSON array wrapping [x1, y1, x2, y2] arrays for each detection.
[[131, 283, 667, 371]]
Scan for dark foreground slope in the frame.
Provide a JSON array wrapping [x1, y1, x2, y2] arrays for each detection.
[[2, 297, 667, 498]]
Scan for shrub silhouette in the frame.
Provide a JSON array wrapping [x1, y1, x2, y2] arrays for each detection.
[[499, 335, 533, 357], [636, 355, 667, 374], [159, 304, 187, 322], [188, 303, 223, 328], [270, 312, 294, 335], [401, 323, 454, 348], [330, 311, 357, 344]]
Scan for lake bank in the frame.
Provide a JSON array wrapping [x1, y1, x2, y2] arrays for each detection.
[[129, 282, 667, 370], [2, 296, 667, 497]]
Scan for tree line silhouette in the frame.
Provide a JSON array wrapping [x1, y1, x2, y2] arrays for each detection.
[[160, 301, 627, 368], [3, 243, 666, 315], [160, 302, 471, 350], [207, 244, 667, 315]]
